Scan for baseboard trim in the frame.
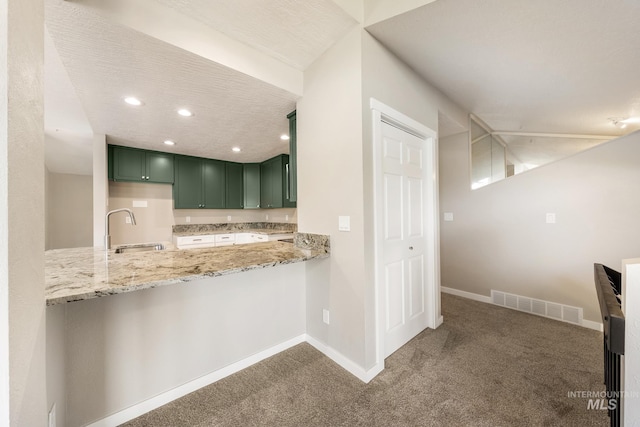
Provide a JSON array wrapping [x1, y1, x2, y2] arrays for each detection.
[[442, 287, 603, 332], [305, 335, 383, 383], [441, 286, 492, 304], [87, 334, 307, 427], [581, 319, 604, 332]]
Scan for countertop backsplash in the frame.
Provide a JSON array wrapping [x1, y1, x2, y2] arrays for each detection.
[[172, 222, 297, 234]]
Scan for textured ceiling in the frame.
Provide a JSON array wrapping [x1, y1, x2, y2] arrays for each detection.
[[367, 0, 640, 137], [46, 0, 355, 166], [150, 0, 356, 70]]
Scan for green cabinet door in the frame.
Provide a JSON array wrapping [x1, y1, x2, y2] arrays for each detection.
[[283, 155, 296, 208], [111, 145, 174, 184], [113, 146, 145, 181], [225, 162, 244, 209], [146, 151, 174, 183], [270, 156, 284, 208], [174, 155, 203, 209], [260, 155, 285, 208], [243, 163, 261, 209], [202, 159, 225, 209], [287, 110, 297, 202]]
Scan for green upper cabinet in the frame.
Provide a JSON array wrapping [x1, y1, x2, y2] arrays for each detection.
[[260, 154, 296, 209], [174, 155, 226, 209], [110, 145, 174, 184], [287, 110, 297, 202], [146, 151, 175, 183], [243, 163, 261, 209], [225, 162, 244, 209]]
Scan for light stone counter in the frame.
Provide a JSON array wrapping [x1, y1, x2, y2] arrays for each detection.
[[45, 233, 329, 306], [172, 228, 294, 237]]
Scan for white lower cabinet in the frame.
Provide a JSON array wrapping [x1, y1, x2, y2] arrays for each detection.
[[215, 233, 235, 247], [173, 232, 294, 249], [173, 235, 216, 249], [235, 233, 254, 244]]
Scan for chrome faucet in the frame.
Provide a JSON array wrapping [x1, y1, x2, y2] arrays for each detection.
[[105, 208, 137, 249]]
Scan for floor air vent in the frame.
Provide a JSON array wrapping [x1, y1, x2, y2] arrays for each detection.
[[490, 290, 583, 326]]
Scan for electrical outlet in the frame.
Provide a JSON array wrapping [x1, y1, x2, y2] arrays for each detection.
[[48, 403, 56, 427], [125, 217, 131, 224], [444, 212, 454, 222], [323, 309, 330, 325], [227, 215, 231, 221], [285, 214, 289, 221], [266, 214, 269, 220], [186, 216, 191, 223], [546, 213, 556, 224]]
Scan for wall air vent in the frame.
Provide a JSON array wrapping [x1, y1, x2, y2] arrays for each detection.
[[490, 290, 583, 326]]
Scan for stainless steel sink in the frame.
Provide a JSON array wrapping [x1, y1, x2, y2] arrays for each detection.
[[114, 243, 165, 254]]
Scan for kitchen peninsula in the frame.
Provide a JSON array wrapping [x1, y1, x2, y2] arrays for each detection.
[[46, 230, 329, 305]]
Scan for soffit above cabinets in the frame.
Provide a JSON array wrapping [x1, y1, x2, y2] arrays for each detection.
[[44, 0, 357, 168]]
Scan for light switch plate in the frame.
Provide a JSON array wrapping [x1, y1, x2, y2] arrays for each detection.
[[323, 309, 330, 325], [546, 213, 556, 224], [227, 216, 231, 221], [444, 212, 454, 222], [125, 217, 131, 224], [132, 200, 147, 208], [338, 216, 350, 231]]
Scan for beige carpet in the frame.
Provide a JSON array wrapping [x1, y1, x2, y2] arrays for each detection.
[[122, 293, 608, 426]]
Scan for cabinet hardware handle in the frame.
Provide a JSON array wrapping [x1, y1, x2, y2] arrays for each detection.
[[409, 246, 414, 250]]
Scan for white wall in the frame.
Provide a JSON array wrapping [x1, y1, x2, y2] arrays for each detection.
[[0, 0, 47, 424], [298, 27, 367, 367], [46, 172, 93, 249], [298, 25, 468, 373], [50, 262, 306, 426], [361, 31, 461, 367], [93, 134, 107, 247], [46, 304, 67, 427], [439, 130, 640, 322]]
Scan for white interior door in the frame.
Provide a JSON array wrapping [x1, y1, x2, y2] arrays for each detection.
[[382, 121, 428, 358]]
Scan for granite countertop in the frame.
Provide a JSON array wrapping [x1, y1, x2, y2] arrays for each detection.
[[45, 233, 329, 306], [173, 228, 295, 237]]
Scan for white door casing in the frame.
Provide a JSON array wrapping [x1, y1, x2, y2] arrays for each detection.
[[371, 99, 442, 367]]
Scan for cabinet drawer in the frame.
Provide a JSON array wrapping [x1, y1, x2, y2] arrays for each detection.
[[174, 235, 216, 249], [215, 234, 235, 245], [235, 233, 254, 244]]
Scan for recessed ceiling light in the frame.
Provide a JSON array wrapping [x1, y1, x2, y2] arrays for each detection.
[[232, 147, 241, 152], [124, 97, 143, 106], [280, 134, 290, 141], [177, 109, 193, 117], [164, 140, 176, 146]]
